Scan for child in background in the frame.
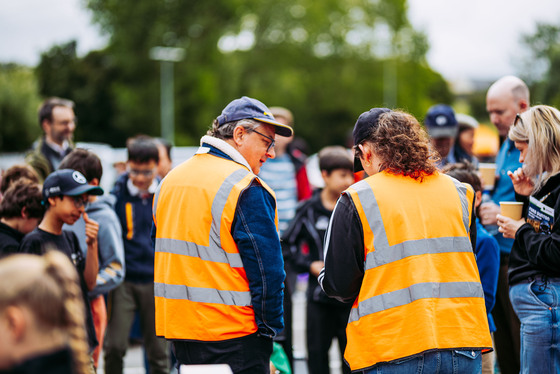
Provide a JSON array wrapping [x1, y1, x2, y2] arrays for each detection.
[[282, 146, 355, 374], [443, 162, 500, 374], [104, 135, 168, 374], [19, 168, 103, 357], [0, 164, 39, 202], [0, 251, 91, 374], [0, 181, 44, 257], [60, 148, 125, 368]]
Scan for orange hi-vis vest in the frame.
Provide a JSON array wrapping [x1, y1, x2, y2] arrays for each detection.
[[343, 172, 492, 371], [152, 151, 277, 341]]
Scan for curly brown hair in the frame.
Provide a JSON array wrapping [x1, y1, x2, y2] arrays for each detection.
[[357, 110, 440, 179]]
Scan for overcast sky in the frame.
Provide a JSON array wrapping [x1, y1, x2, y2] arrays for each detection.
[[1, 0, 560, 82]]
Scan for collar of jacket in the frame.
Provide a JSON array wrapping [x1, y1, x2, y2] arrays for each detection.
[[199, 135, 252, 172]]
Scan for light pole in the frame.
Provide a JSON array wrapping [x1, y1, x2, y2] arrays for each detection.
[[149, 46, 185, 145]]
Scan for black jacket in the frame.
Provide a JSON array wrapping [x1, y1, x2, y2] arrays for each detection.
[[0, 347, 74, 374], [0, 221, 24, 257], [282, 190, 350, 305], [509, 173, 560, 285]]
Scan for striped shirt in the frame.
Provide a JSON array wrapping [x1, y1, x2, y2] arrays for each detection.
[[259, 154, 298, 234]]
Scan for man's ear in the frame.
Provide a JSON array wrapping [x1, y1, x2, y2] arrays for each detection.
[[41, 119, 51, 134], [89, 178, 100, 187], [232, 125, 245, 146], [519, 99, 529, 112], [3, 306, 27, 342]]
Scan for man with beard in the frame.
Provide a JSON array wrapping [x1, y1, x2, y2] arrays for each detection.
[[26, 97, 76, 182]]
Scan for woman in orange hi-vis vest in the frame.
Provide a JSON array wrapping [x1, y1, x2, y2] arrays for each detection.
[[319, 108, 492, 373]]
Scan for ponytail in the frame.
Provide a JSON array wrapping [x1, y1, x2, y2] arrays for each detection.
[[43, 251, 91, 374], [0, 252, 91, 374]]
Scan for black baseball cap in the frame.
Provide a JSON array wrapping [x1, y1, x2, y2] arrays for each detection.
[[43, 169, 103, 202], [352, 108, 392, 172]]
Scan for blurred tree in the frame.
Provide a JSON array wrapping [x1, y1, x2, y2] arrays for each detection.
[[520, 23, 560, 108], [36, 41, 123, 145], [0, 64, 42, 151], [28, 0, 451, 152]]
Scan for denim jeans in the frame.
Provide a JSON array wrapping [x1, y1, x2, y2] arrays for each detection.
[[510, 276, 560, 374], [363, 350, 481, 374]]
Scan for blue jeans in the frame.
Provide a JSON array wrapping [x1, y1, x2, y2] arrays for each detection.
[[364, 350, 481, 374], [510, 276, 560, 374]]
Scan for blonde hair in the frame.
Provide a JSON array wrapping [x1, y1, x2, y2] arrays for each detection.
[[509, 105, 560, 192], [0, 251, 90, 374]]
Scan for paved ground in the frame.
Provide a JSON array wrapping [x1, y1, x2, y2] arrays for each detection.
[[97, 279, 344, 374]]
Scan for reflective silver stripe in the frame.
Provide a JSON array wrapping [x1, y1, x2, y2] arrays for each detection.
[[365, 236, 473, 270], [447, 176, 471, 233], [155, 168, 252, 268], [352, 179, 389, 248], [154, 282, 252, 306], [152, 182, 163, 225], [210, 168, 252, 242], [348, 281, 484, 323], [156, 238, 243, 267], [352, 178, 473, 271]]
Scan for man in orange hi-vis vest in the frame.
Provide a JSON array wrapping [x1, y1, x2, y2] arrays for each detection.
[[153, 96, 292, 373], [320, 108, 492, 373]]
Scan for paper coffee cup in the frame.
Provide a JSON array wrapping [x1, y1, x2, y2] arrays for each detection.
[[500, 201, 524, 220], [479, 163, 497, 190]]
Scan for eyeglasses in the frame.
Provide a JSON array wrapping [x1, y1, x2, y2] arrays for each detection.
[[65, 195, 89, 210], [249, 128, 275, 153], [128, 168, 156, 177], [513, 113, 524, 127]]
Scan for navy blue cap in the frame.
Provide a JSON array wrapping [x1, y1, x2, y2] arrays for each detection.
[[216, 96, 294, 137], [43, 169, 103, 201], [424, 104, 458, 139], [352, 108, 392, 172]]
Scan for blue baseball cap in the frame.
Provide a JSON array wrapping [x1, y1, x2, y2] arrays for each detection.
[[43, 169, 103, 202], [216, 96, 294, 137], [424, 104, 458, 139]]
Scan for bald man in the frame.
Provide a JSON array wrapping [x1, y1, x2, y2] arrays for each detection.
[[479, 75, 529, 374]]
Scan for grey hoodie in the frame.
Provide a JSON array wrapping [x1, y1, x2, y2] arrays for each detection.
[[65, 194, 125, 298]]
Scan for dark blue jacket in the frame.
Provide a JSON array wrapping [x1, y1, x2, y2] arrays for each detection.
[[112, 173, 155, 283], [475, 219, 500, 332]]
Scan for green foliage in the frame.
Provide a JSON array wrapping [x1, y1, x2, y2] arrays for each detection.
[[521, 23, 560, 108], [0, 64, 42, 151], [26, 0, 452, 153]]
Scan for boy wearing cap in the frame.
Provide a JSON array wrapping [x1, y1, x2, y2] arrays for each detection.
[[282, 146, 354, 374], [19, 168, 103, 353], [60, 148, 125, 369], [153, 96, 290, 372]]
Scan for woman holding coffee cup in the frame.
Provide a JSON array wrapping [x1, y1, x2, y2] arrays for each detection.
[[496, 105, 560, 373]]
